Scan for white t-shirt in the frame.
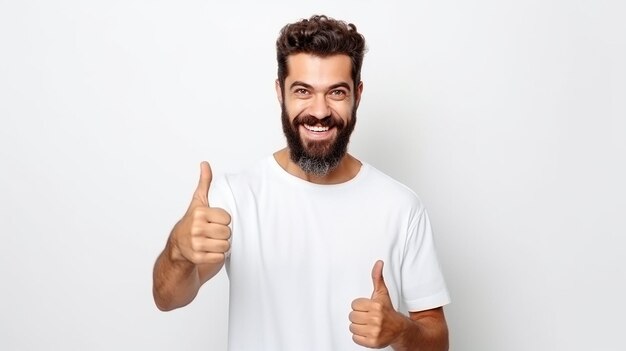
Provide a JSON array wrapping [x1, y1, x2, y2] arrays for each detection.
[[209, 156, 450, 351]]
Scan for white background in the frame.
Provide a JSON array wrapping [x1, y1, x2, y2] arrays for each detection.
[[1, 1, 625, 350]]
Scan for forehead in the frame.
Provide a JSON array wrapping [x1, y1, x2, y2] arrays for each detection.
[[285, 53, 353, 89]]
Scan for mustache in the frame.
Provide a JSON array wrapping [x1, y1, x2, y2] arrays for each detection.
[[292, 114, 345, 129]]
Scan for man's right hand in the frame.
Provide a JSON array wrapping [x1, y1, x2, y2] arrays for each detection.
[[170, 161, 232, 265]]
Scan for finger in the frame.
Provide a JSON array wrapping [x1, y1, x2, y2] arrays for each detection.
[[190, 207, 231, 227], [349, 323, 370, 336], [189, 251, 226, 265], [351, 297, 372, 311], [192, 161, 213, 207], [371, 260, 389, 300], [191, 222, 231, 240], [191, 238, 231, 254], [348, 310, 370, 324], [205, 207, 232, 226]]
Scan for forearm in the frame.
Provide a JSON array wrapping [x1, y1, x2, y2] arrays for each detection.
[[391, 309, 449, 351], [152, 240, 201, 311]]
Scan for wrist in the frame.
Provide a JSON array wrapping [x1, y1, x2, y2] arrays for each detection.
[[390, 313, 418, 351]]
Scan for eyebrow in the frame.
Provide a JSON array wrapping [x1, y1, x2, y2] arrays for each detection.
[[289, 81, 352, 92]]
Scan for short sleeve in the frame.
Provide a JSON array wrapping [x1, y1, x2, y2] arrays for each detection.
[[401, 208, 451, 312]]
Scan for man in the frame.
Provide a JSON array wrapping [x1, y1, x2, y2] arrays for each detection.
[[153, 15, 450, 350]]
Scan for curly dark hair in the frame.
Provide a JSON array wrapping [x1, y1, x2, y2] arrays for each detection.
[[276, 15, 367, 91]]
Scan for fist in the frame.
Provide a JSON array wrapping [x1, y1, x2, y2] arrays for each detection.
[[171, 161, 231, 265]]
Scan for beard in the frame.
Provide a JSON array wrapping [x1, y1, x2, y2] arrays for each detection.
[[281, 103, 357, 177]]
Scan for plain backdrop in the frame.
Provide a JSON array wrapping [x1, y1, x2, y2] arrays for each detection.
[[1, 1, 625, 350]]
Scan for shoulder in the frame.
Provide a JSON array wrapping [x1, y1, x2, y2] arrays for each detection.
[[361, 163, 426, 213], [221, 156, 273, 185], [210, 156, 276, 199]]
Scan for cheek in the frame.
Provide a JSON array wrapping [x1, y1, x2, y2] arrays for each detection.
[[333, 104, 354, 121], [294, 101, 312, 116], [284, 99, 307, 117]]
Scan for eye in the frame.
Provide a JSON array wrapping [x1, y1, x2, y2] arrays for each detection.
[[293, 88, 310, 96], [328, 89, 348, 100]]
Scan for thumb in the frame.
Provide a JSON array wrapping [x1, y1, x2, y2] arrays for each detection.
[[191, 161, 213, 207], [371, 260, 390, 300]]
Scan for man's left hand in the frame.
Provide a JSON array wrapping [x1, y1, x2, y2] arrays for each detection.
[[349, 260, 409, 348]]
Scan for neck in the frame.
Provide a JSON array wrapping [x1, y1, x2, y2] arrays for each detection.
[[273, 148, 362, 185]]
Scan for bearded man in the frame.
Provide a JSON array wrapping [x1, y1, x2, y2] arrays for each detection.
[[153, 14, 451, 351]]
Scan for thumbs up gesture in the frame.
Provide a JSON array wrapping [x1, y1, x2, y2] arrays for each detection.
[[349, 261, 407, 348], [170, 161, 232, 265]]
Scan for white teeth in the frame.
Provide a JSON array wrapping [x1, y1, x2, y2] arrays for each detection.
[[304, 124, 329, 132]]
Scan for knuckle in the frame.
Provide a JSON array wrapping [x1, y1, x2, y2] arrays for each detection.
[[371, 302, 383, 312], [371, 326, 382, 338], [371, 315, 382, 326], [191, 207, 206, 219], [190, 238, 202, 251], [190, 222, 207, 237], [190, 207, 200, 218], [190, 252, 204, 264]]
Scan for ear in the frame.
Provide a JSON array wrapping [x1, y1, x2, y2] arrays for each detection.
[[275, 79, 283, 104], [354, 81, 364, 109]]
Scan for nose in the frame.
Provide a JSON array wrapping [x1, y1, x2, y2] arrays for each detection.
[[308, 94, 331, 120]]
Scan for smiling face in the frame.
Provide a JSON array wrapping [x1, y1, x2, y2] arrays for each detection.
[[277, 53, 362, 176]]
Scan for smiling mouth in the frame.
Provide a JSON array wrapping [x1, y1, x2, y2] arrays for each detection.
[[303, 124, 330, 132]]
